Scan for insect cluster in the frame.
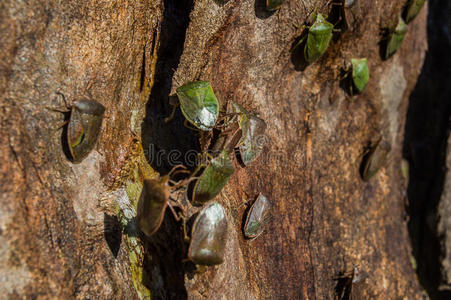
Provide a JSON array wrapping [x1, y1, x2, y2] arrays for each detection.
[[137, 80, 271, 266], [49, 0, 425, 281]]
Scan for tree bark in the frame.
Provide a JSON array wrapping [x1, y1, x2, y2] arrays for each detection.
[[0, 0, 428, 299]]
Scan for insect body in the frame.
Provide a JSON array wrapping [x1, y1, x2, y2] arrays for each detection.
[[404, 0, 426, 23], [350, 58, 369, 94], [176, 81, 219, 131], [305, 13, 334, 63], [192, 150, 235, 206], [361, 139, 391, 181], [188, 201, 228, 265], [243, 194, 271, 239], [65, 99, 105, 163], [231, 102, 267, 165], [136, 176, 171, 237], [136, 166, 191, 237], [385, 17, 408, 59]]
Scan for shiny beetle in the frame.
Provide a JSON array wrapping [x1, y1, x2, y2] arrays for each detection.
[[192, 150, 235, 206], [385, 17, 408, 59], [243, 194, 271, 239], [66, 100, 105, 163], [403, 0, 426, 23], [188, 201, 228, 265], [175, 81, 219, 131], [361, 139, 391, 181]]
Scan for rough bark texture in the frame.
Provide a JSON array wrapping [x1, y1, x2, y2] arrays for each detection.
[[0, 0, 429, 299], [403, 0, 451, 298]]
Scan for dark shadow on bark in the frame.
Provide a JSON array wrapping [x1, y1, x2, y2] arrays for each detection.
[[141, 0, 198, 177], [103, 213, 122, 258], [142, 210, 188, 300], [290, 31, 308, 72], [378, 27, 390, 61], [403, 1, 451, 299], [140, 0, 195, 298]]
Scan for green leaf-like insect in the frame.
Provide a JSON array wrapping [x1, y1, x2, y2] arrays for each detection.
[[232, 102, 267, 165], [244, 194, 271, 239], [192, 150, 235, 206], [404, 0, 426, 23], [176, 81, 219, 131], [351, 58, 369, 94], [67, 100, 105, 163], [361, 139, 391, 181], [385, 17, 408, 59], [266, 0, 285, 11], [188, 201, 228, 266], [305, 13, 334, 63]]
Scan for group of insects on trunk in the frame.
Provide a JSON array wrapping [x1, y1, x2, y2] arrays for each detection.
[[49, 0, 425, 284], [270, 0, 423, 183], [137, 80, 271, 265]]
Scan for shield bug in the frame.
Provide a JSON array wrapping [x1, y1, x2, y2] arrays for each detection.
[[360, 138, 391, 181], [243, 194, 271, 239], [350, 58, 369, 94], [304, 13, 334, 63], [403, 0, 426, 23], [385, 17, 408, 59], [136, 166, 193, 237], [66, 100, 105, 163], [266, 0, 285, 11], [191, 150, 235, 206], [188, 201, 228, 265], [49, 95, 106, 163], [334, 266, 367, 300], [173, 81, 219, 131], [231, 102, 267, 165], [137, 176, 172, 237]]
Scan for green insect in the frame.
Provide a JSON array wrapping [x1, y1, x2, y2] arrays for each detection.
[[303, 13, 334, 63], [191, 150, 235, 206], [385, 17, 408, 59], [350, 58, 369, 94], [166, 81, 219, 131], [243, 194, 271, 239], [231, 102, 267, 165], [361, 138, 391, 181], [65, 100, 105, 163], [188, 201, 228, 266], [403, 0, 426, 23], [266, 0, 285, 11]]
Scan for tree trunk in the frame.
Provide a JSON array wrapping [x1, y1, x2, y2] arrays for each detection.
[[0, 0, 428, 299]]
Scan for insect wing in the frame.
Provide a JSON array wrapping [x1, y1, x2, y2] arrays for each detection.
[[305, 13, 334, 63], [177, 81, 219, 131], [68, 100, 105, 163], [192, 151, 235, 206], [188, 202, 228, 265], [137, 179, 170, 237], [351, 58, 369, 93]]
